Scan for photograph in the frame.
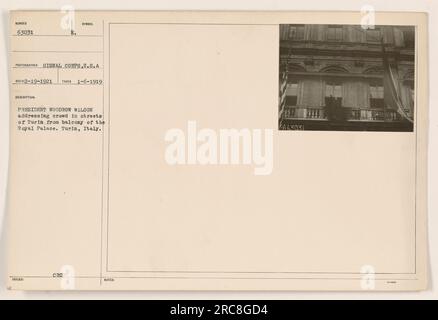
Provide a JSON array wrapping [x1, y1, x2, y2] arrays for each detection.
[[279, 24, 415, 131]]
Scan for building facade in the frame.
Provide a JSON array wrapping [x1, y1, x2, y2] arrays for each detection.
[[279, 24, 415, 131]]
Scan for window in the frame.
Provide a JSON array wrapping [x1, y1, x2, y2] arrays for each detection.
[[370, 84, 384, 108], [325, 82, 343, 120], [366, 28, 381, 42], [325, 83, 342, 98], [285, 82, 298, 106], [327, 25, 343, 41], [288, 25, 305, 40]]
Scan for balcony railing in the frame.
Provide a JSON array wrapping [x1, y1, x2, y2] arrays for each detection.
[[283, 106, 326, 120], [346, 108, 400, 121], [282, 106, 406, 122]]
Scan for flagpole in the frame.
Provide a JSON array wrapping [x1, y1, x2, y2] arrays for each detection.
[[279, 30, 292, 129]]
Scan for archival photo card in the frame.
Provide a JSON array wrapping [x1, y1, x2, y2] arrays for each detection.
[[278, 24, 415, 131], [7, 11, 428, 291]]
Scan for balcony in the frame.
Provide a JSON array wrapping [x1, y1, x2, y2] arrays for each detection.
[[282, 106, 405, 122], [346, 108, 401, 121]]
